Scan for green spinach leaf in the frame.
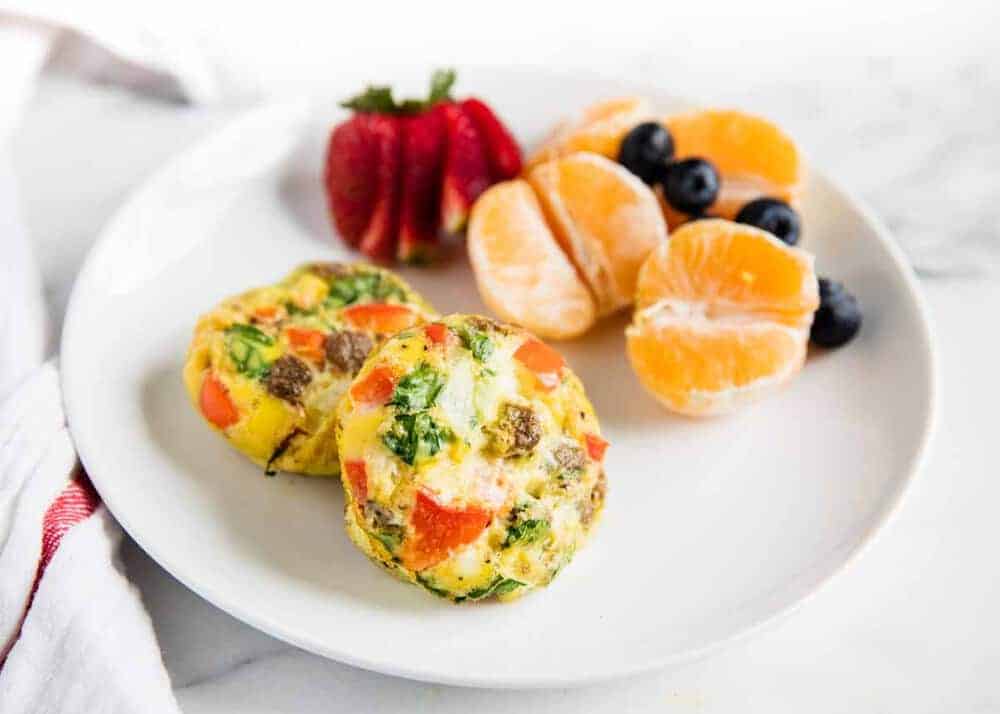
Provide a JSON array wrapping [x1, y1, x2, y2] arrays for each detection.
[[324, 272, 406, 308], [416, 574, 454, 600], [382, 412, 450, 465], [504, 518, 550, 548], [466, 576, 525, 600], [284, 301, 317, 317], [226, 323, 273, 345], [457, 324, 493, 362], [388, 362, 444, 413], [373, 530, 402, 553]]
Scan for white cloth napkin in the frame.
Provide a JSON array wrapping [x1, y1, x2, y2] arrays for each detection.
[[0, 365, 181, 713], [0, 11, 205, 714]]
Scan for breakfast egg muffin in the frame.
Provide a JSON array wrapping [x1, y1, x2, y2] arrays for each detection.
[[183, 262, 435, 475], [336, 314, 608, 602]]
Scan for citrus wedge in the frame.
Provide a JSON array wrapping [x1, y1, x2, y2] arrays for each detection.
[[526, 97, 653, 170], [468, 180, 597, 339], [626, 219, 819, 416], [528, 152, 667, 316], [661, 109, 804, 227]]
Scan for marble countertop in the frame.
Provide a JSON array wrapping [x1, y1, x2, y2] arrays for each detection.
[[13, 48, 1000, 711]]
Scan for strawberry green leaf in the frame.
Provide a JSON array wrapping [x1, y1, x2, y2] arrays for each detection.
[[340, 86, 398, 113], [341, 69, 458, 115], [427, 68, 456, 104]]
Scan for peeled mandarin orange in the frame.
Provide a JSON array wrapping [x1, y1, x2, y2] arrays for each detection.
[[467, 180, 597, 339], [526, 97, 653, 170], [528, 152, 667, 316], [661, 109, 804, 227], [626, 219, 819, 416]]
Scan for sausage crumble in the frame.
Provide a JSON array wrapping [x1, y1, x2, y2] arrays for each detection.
[[265, 354, 312, 403], [488, 403, 542, 457], [326, 330, 374, 375]]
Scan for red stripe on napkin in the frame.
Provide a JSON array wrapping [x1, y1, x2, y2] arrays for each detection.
[[37, 468, 100, 578], [0, 465, 100, 668]]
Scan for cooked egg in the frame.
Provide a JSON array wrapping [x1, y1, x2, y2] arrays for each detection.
[[183, 262, 435, 475], [336, 314, 608, 602]]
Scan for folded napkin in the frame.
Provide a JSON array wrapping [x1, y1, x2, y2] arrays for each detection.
[[0, 365, 181, 713], [0, 11, 196, 714]]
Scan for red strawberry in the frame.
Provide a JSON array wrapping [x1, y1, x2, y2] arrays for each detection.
[[324, 69, 520, 262], [438, 102, 492, 235], [324, 114, 379, 246], [461, 97, 522, 181], [397, 109, 446, 263], [357, 114, 402, 261]]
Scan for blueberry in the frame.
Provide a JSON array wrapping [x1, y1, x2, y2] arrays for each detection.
[[617, 122, 675, 185], [810, 278, 862, 348], [735, 198, 801, 246], [661, 158, 720, 215]]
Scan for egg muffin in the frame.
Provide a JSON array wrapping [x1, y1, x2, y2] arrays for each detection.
[[183, 262, 435, 475], [336, 314, 608, 602]]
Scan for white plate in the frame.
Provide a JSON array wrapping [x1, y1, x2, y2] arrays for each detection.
[[61, 68, 936, 688]]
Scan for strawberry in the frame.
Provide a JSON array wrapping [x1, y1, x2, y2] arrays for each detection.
[[324, 114, 379, 246], [461, 97, 523, 181], [397, 109, 446, 263], [356, 114, 402, 260], [439, 102, 492, 235], [324, 69, 522, 263]]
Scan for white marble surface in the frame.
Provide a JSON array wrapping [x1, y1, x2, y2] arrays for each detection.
[[12, 40, 1000, 711]]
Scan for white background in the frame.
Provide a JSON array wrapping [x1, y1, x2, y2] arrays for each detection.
[[10, 0, 1000, 710]]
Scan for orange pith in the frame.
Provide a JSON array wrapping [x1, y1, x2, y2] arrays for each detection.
[[467, 179, 596, 339], [627, 219, 818, 416]]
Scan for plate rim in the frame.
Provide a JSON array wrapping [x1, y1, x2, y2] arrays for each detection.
[[60, 80, 938, 689]]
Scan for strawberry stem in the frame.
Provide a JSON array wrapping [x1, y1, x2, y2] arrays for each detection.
[[341, 68, 456, 115], [427, 68, 456, 104]]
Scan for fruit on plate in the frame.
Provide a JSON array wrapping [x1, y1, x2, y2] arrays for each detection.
[[467, 180, 597, 339], [659, 109, 804, 227], [626, 219, 819, 416], [437, 101, 493, 236], [336, 314, 607, 602], [617, 121, 675, 185], [526, 97, 653, 170], [735, 197, 801, 246], [183, 263, 435, 475], [527, 152, 667, 316], [660, 157, 721, 216], [811, 277, 862, 347], [468, 151, 668, 337], [324, 69, 522, 264], [533, 100, 804, 233]]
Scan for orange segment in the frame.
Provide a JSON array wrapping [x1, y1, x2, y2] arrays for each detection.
[[627, 318, 807, 415], [636, 218, 817, 327], [526, 97, 653, 169], [468, 180, 597, 339], [528, 152, 666, 316], [662, 109, 804, 225], [627, 219, 818, 416]]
